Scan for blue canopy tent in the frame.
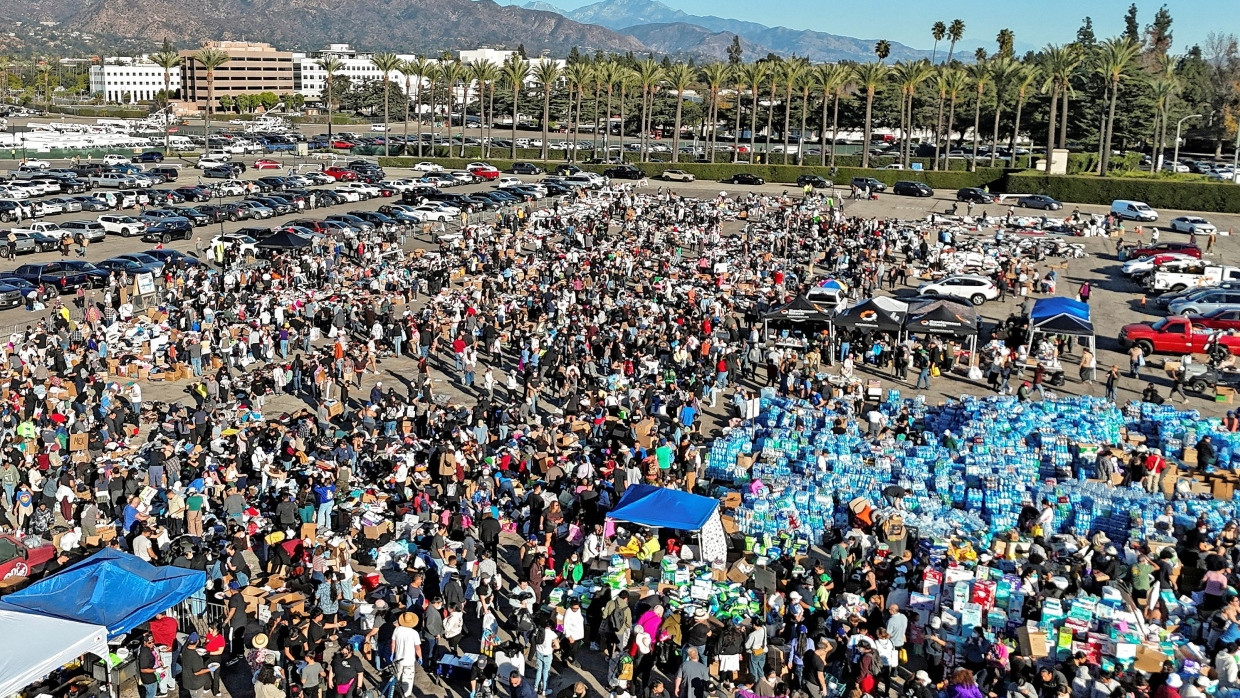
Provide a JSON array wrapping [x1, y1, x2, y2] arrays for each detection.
[[1025, 297, 1096, 373], [0, 549, 206, 639], [607, 485, 727, 563]]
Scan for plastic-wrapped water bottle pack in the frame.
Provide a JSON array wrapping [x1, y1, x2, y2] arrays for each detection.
[[707, 394, 1238, 548]]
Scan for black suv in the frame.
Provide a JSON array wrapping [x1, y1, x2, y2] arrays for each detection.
[[511, 162, 544, 175], [956, 187, 996, 203], [724, 173, 765, 185], [604, 165, 645, 180], [850, 176, 886, 193], [796, 174, 831, 189], [893, 180, 934, 197]]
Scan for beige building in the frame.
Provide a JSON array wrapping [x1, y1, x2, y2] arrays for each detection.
[[179, 41, 295, 113]]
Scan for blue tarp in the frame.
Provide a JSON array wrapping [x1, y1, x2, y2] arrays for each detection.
[[1029, 297, 1094, 335], [0, 549, 205, 639], [607, 485, 719, 531]]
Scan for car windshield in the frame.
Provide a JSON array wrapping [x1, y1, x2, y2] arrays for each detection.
[[1150, 318, 1169, 331]]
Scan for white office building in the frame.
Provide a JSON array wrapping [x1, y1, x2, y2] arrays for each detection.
[[292, 44, 420, 100], [89, 56, 181, 103]]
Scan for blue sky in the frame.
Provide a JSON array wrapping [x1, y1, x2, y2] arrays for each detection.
[[499, 0, 1225, 52]]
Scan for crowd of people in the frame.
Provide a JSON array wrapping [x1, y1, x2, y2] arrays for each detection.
[[2, 177, 1235, 698]]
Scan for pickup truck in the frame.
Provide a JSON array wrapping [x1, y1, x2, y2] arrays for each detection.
[[10, 262, 106, 292], [1146, 264, 1240, 294], [0, 533, 55, 580], [11, 222, 67, 240], [1118, 316, 1240, 357], [89, 172, 138, 189]]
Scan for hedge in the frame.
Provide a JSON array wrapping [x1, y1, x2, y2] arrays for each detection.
[[1006, 172, 1240, 214], [377, 156, 1007, 190]]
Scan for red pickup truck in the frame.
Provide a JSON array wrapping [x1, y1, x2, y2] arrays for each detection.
[[1118, 316, 1240, 356], [0, 533, 56, 581]]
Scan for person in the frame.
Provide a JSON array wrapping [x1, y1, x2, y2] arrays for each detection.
[[510, 671, 537, 698], [532, 617, 557, 696], [180, 633, 211, 698], [1079, 347, 1096, 384], [1198, 435, 1218, 470], [391, 612, 422, 698], [1105, 365, 1120, 402], [137, 633, 161, 698], [948, 669, 986, 698], [674, 647, 710, 698], [329, 645, 365, 698]]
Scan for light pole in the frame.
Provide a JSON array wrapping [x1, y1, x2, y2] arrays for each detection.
[[1172, 114, 1202, 172]]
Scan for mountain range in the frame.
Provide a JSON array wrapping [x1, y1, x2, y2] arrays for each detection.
[[2, 0, 948, 63]]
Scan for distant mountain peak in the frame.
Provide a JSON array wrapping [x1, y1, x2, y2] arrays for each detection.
[[522, 1, 565, 13]]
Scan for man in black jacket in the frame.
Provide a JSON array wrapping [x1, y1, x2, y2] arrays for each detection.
[[478, 510, 501, 558]]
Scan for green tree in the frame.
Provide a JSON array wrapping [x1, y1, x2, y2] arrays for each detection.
[[739, 62, 768, 159], [965, 60, 992, 171], [150, 40, 182, 153], [663, 62, 695, 163], [1076, 17, 1097, 47], [1096, 37, 1142, 174], [218, 94, 235, 113], [987, 56, 1020, 166], [517, 44, 528, 59], [1008, 63, 1040, 166], [931, 22, 947, 64], [437, 60, 466, 157], [854, 61, 889, 168], [370, 52, 403, 156], [596, 60, 621, 155], [727, 35, 743, 66], [874, 40, 891, 63], [471, 59, 501, 158], [257, 91, 279, 110], [397, 59, 421, 156], [532, 59, 561, 160], [1040, 45, 1073, 167], [818, 63, 853, 168], [947, 19, 966, 64], [779, 59, 808, 163], [1146, 4, 1174, 55], [1148, 69, 1179, 172], [500, 54, 530, 159], [634, 58, 663, 161], [564, 61, 594, 161], [996, 29, 1015, 59], [1123, 4, 1140, 43], [192, 47, 231, 140], [700, 62, 732, 163], [315, 55, 345, 138]]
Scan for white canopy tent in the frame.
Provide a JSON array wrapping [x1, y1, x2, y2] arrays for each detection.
[[0, 609, 109, 697]]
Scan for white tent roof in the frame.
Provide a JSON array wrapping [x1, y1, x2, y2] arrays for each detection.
[[871, 295, 910, 313], [0, 609, 109, 696]]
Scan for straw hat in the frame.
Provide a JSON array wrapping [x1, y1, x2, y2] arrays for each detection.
[[252, 634, 269, 649], [399, 612, 419, 628]]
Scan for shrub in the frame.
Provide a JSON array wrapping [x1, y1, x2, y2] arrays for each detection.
[[1005, 172, 1240, 213]]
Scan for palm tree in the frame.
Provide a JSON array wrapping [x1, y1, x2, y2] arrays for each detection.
[[903, 59, 935, 166], [501, 55, 530, 159], [663, 62, 695, 164], [1008, 63, 1039, 168], [931, 22, 947, 63], [1039, 45, 1071, 172], [964, 60, 991, 171], [853, 61, 889, 168], [617, 67, 637, 161], [701, 62, 732, 163], [404, 56, 433, 156], [739, 62, 768, 161], [795, 69, 813, 166], [946, 19, 966, 63], [1096, 37, 1142, 174], [779, 58, 808, 164], [369, 52, 403, 157], [564, 62, 593, 161], [531, 59, 561, 161], [471, 59, 500, 158], [590, 65, 604, 154], [987, 56, 1020, 167], [813, 63, 850, 168], [314, 55, 345, 141], [634, 58, 663, 162], [149, 41, 182, 154], [996, 29, 1015, 59], [193, 47, 231, 142], [731, 64, 749, 163], [763, 58, 781, 160], [874, 41, 892, 63], [437, 61, 466, 157], [1148, 63, 1178, 173], [940, 68, 969, 168], [397, 60, 419, 157], [597, 61, 620, 157]]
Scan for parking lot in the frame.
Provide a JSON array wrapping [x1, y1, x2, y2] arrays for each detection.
[[1, 152, 1239, 415]]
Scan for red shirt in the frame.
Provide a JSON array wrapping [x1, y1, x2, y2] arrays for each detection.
[[452, 338, 466, 354], [149, 615, 178, 648]]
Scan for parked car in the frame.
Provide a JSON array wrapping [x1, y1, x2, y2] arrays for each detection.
[[796, 174, 830, 189], [956, 187, 995, 203], [1016, 194, 1063, 210], [1169, 216, 1217, 235], [1111, 199, 1159, 222], [917, 275, 1000, 306], [894, 181, 934, 197], [133, 151, 165, 163], [850, 177, 886, 193], [140, 218, 194, 243], [510, 162, 544, 175], [724, 173, 765, 186], [1168, 288, 1240, 316]]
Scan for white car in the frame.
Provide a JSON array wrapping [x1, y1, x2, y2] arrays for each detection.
[[97, 214, 146, 237], [328, 189, 362, 203], [916, 275, 1000, 306], [661, 169, 695, 182], [0, 185, 30, 200], [338, 182, 380, 199], [210, 233, 258, 256], [196, 155, 230, 169], [34, 200, 64, 216], [379, 179, 419, 192], [412, 162, 444, 173], [214, 180, 247, 197], [21, 159, 51, 170], [495, 176, 526, 189], [1121, 252, 1198, 277], [410, 204, 456, 221], [102, 154, 131, 166], [370, 124, 391, 132], [1169, 216, 1217, 235], [1162, 161, 1190, 173], [448, 170, 475, 184]]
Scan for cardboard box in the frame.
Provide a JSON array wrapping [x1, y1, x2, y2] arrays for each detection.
[[1017, 625, 1049, 658], [1135, 643, 1170, 673], [69, 433, 88, 452], [363, 520, 392, 539], [326, 400, 343, 418], [268, 591, 306, 616], [241, 586, 269, 614], [634, 418, 656, 449], [300, 522, 317, 540]]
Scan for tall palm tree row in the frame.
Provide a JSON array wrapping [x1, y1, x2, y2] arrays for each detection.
[[500, 55, 530, 160], [663, 62, 695, 164], [369, 52, 403, 157], [194, 47, 231, 141], [700, 62, 732, 163], [964, 60, 992, 172], [1095, 37, 1142, 175], [149, 41, 182, 153], [854, 61, 889, 169], [531, 59, 561, 161]]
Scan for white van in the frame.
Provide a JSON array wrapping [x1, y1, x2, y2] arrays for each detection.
[[1111, 199, 1159, 222]]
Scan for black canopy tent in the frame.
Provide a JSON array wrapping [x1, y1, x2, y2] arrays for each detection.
[[904, 298, 981, 368], [832, 297, 908, 333], [256, 230, 312, 250], [761, 295, 835, 349]]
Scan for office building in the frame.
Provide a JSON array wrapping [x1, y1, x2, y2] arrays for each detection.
[[178, 41, 294, 113]]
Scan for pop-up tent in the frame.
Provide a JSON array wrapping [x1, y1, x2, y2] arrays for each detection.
[[762, 295, 835, 325], [832, 296, 908, 333], [0, 549, 206, 639], [1025, 297, 1096, 361], [0, 610, 108, 697], [904, 298, 980, 335], [607, 485, 727, 564], [256, 230, 311, 250]]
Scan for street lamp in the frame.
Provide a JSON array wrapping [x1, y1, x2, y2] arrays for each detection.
[[1172, 114, 1202, 172]]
